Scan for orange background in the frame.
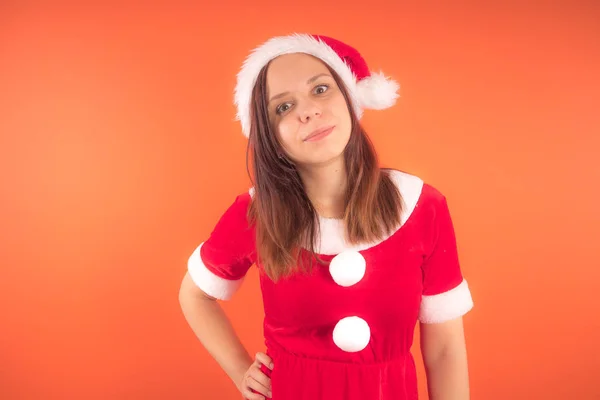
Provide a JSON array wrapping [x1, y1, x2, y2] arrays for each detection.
[[1, 2, 599, 399]]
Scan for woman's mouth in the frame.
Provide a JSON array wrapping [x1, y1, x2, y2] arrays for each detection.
[[304, 125, 335, 142]]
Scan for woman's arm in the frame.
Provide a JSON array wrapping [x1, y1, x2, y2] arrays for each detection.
[[419, 316, 470, 400], [178, 271, 271, 397]]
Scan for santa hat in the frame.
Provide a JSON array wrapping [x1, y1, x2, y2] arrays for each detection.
[[234, 33, 400, 138]]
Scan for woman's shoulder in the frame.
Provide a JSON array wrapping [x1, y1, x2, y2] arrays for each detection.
[[383, 168, 452, 227], [207, 188, 255, 235], [384, 167, 446, 202]]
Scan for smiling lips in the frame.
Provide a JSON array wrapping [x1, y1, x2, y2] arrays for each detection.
[[304, 125, 335, 142]]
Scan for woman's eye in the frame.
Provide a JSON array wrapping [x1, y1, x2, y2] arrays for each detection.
[[314, 84, 329, 94], [276, 103, 291, 114]]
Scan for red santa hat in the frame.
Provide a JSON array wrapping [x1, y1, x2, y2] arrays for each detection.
[[234, 33, 400, 138]]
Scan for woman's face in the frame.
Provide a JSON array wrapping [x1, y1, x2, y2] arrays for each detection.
[[265, 53, 352, 167]]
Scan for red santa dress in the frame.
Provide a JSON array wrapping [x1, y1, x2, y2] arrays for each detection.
[[187, 169, 474, 399]]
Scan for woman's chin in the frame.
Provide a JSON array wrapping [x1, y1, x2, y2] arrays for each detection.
[[297, 149, 345, 168]]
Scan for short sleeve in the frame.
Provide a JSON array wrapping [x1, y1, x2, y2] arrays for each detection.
[[418, 193, 474, 323], [187, 193, 255, 300]]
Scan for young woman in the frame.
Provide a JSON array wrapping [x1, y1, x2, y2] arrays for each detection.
[[179, 33, 474, 400]]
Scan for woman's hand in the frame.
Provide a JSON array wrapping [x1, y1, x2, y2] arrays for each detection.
[[239, 352, 273, 399]]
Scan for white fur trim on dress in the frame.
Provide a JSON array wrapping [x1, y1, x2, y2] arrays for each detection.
[[247, 169, 423, 255], [187, 243, 244, 300], [314, 169, 423, 254], [234, 33, 399, 138], [418, 279, 474, 324]]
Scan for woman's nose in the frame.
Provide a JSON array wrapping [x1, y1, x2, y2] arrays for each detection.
[[298, 100, 322, 122]]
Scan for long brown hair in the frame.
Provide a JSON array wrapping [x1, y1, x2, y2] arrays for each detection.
[[245, 59, 403, 281]]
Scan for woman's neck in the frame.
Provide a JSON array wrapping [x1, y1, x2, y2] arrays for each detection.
[[297, 157, 347, 219]]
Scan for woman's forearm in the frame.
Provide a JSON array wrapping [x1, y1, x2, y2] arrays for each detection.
[[178, 272, 253, 390], [424, 351, 470, 400]]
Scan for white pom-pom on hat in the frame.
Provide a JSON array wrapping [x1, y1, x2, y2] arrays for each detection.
[[356, 70, 400, 110]]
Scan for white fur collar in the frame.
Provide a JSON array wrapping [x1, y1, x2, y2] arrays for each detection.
[[248, 169, 423, 255]]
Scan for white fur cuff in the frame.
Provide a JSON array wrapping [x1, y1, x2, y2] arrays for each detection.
[[187, 243, 244, 300], [418, 279, 474, 323]]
